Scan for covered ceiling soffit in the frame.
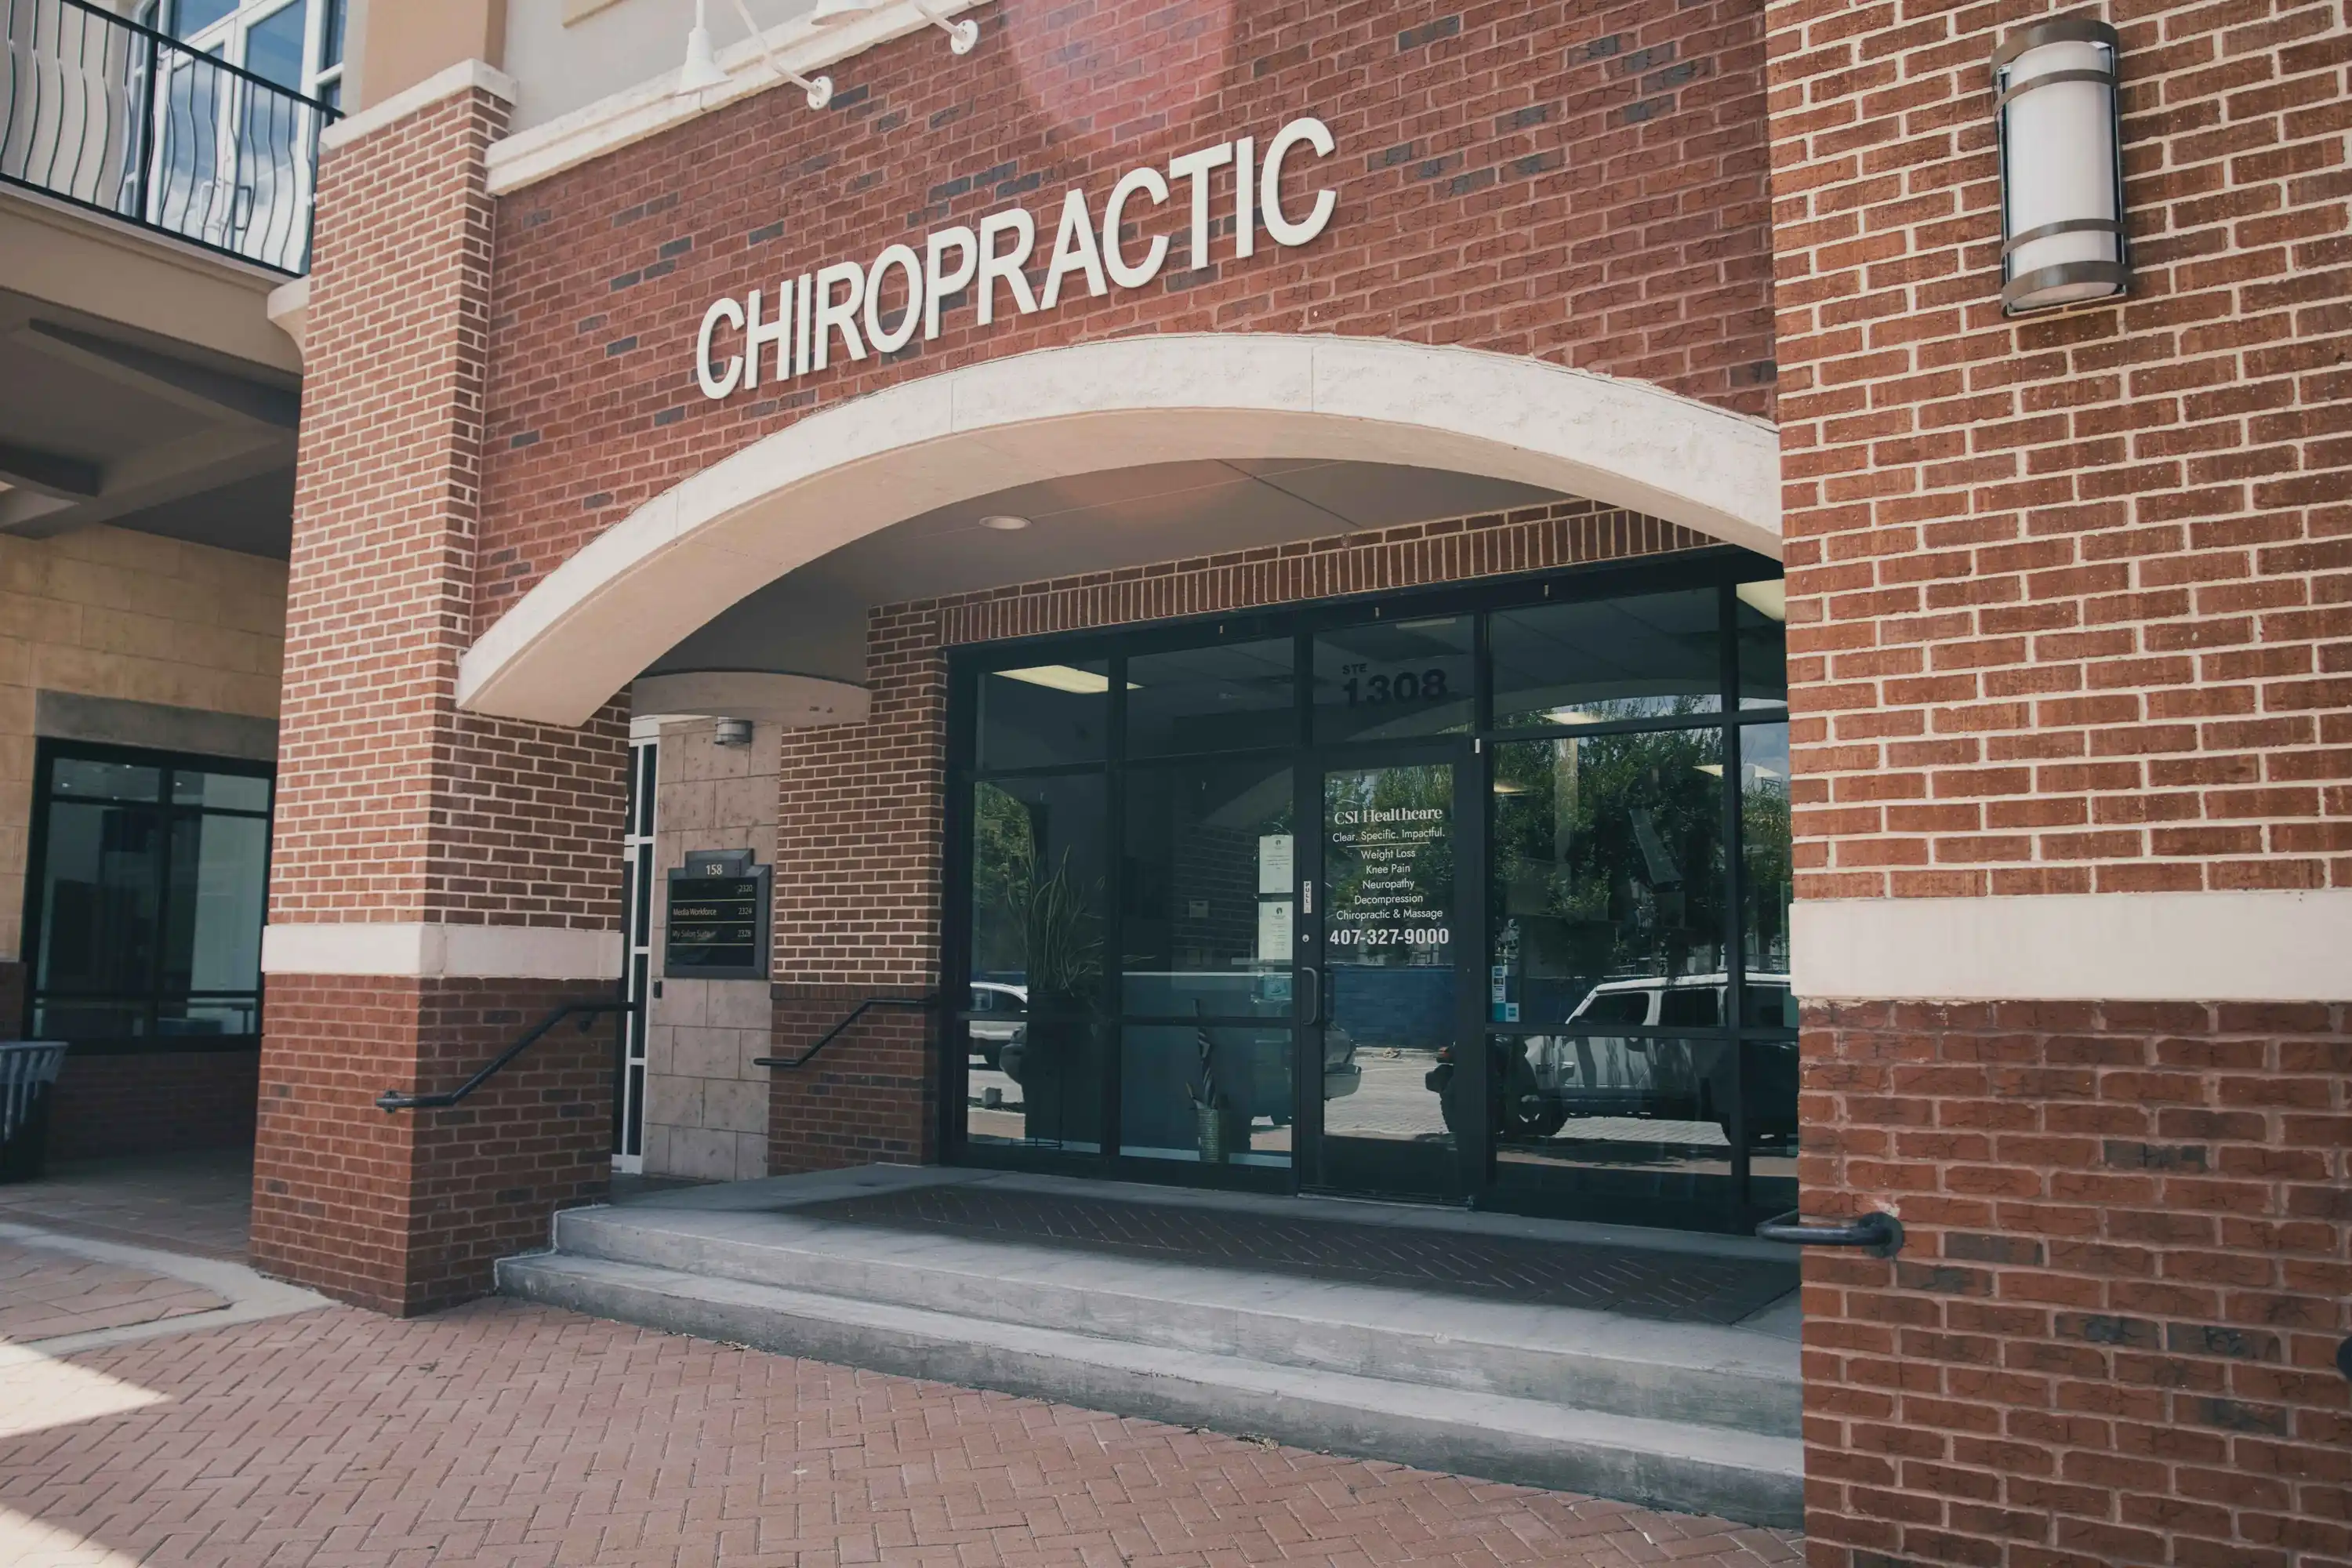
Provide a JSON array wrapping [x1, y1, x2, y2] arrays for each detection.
[[456, 333, 1783, 728], [0, 303, 299, 548]]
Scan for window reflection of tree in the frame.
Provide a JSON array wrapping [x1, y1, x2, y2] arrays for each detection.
[[1493, 725, 1726, 1000], [969, 781, 1104, 1006], [1741, 737, 1793, 978], [967, 780, 1105, 1145]]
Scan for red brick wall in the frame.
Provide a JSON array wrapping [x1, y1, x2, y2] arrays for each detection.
[[1766, 0, 2352, 897], [477, 0, 1776, 630], [47, 1050, 260, 1161], [260, 85, 627, 1309], [764, 498, 1711, 1173], [768, 985, 935, 1175], [274, 85, 627, 934], [253, 977, 614, 1314], [1800, 1001, 2351, 1568], [1765, 1, 2352, 1561]]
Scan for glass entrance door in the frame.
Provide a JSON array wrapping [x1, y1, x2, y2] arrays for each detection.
[[1302, 753, 1475, 1200]]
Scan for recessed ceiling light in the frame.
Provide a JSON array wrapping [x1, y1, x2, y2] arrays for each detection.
[[978, 514, 1032, 532], [1737, 579, 1787, 622], [996, 665, 1109, 693]]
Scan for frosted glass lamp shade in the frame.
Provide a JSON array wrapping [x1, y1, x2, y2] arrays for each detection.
[[1992, 16, 2128, 314]]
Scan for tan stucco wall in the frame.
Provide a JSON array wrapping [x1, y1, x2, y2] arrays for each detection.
[[350, 0, 506, 110], [0, 526, 288, 964]]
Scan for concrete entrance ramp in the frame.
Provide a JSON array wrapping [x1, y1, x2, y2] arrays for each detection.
[[499, 1166, 1803, 1527]]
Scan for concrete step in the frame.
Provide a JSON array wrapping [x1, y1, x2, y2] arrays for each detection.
[[543, 1200, 1802, 1440], [498, 1250, 1804, 1529]]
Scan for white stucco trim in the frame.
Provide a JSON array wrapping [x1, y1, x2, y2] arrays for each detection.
[[457, 333, 1780, 726], [1793, 890, 2352, 1003], [321, 58, 519, 153], [486, 1, 987, 195], [260, 923, 622, 979], [266, 276, 309, 361]]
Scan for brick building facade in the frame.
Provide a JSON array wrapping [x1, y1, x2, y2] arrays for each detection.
[[238, 0, 2348, 1558], [1766, 2, 2351, 1562]]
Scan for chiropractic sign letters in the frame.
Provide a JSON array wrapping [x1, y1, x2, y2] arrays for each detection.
[[693, 118, 1338, 400]]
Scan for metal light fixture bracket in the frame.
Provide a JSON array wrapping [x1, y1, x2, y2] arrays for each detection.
[[728, 0, 835, 109], [916, 0, 982, 55]]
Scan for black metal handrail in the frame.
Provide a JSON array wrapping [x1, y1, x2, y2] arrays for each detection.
[[2, 0, 339, 274], [755, 996, 934, 1071], [376, 1000, 633, 1112], [1756, 1209, 1905, 1258]]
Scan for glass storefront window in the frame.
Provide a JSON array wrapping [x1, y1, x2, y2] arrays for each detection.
[[37, 800, 165, 1004], [1120, 760, 1294, 1018], [172, 770, 273, 810], [1489, 1031, 1743, 1204], [1740, 723, 1794, 1025], [1488, 731, 1727, 1029], [1735, 581, 1788, 710], [1127, 637, 1294, 756], [949, 569, 1793, 1229], [1312, 617, 1473, 742], [978, 660, 1111, 769], [967, 774, 1107, 1011], [29, 747, 272, 1042], [164, 811, 269, 998], [1120, 1024, 1291, 1166], [966, 774, 1108, 1149], [1490, 589, 1722, 728], [53, 759, 162, 801], [965, 1017, 1105, 1153]]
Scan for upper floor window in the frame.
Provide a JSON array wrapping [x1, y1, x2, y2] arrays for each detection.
[[143, 0, 347, 106]]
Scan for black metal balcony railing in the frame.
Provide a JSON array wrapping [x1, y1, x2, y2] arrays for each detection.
[[2, 0, 338, 274]]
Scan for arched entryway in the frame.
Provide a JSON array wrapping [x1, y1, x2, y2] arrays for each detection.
[[456, 333, 1780, 725]]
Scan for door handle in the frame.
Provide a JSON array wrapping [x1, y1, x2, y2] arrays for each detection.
[[1298, 965, 1321, 1025]]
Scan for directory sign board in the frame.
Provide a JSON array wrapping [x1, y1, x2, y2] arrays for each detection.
[[665, 849, 771, 980]]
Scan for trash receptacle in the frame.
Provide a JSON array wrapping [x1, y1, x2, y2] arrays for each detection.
[[0, 1042, 67, 1185]]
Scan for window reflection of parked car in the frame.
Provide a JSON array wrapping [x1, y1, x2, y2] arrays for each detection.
[[967, 982, 1026, 1069], [1432, 974, 1798, 1142]]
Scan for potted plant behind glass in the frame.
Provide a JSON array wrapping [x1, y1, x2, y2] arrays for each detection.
[[1188, 1003, 1250, 1164]]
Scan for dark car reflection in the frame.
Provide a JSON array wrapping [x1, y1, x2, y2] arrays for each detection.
[[1429, 972, 1797, 1142]]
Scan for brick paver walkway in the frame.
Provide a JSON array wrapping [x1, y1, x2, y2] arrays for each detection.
[[0, 1298, 1802, 1567], [0, 1152, 254, 1262], [0, 1238, 227, 1342]]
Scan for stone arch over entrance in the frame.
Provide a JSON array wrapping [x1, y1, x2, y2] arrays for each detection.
[[456, 333, 1781, 726]]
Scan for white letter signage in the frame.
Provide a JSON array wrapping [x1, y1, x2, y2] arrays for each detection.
[[694, 117, 1338, 400]]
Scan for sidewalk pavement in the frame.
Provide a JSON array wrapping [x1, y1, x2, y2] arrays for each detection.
[[1, 1266, 1803, 1567]]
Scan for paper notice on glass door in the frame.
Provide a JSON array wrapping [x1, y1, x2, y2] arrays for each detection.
[[1257, 898, 1294, 960], [1257, 833, 1294, 894]]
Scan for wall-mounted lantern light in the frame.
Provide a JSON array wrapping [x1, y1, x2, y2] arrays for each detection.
[[1991, 15, 2127, 314]]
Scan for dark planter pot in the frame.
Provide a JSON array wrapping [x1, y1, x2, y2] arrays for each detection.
[[1018, 1015, 1104, 1147]]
